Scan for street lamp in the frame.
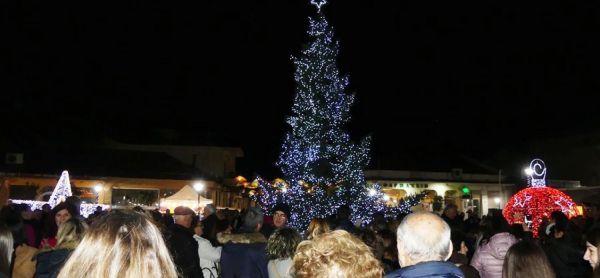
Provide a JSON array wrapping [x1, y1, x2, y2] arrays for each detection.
[[494, 197, 501, 208], [193, 182, 205, 213], [524, 167, 533, 176]]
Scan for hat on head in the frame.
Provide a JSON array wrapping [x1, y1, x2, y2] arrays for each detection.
[[174, 206, 195, 216], [272, 203, 291, 217]]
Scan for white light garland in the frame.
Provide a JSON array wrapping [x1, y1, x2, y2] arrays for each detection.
[[10, 170, 106, 218]]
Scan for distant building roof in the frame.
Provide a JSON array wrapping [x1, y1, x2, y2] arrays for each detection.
[[0, 148, 204, 180]]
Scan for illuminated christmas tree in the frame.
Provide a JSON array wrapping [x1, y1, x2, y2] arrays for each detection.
[[503, 159, 579, 237], [252, 0, 421, 230]]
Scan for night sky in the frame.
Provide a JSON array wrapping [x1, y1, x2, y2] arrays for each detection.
[[3, 0, 600, 179]]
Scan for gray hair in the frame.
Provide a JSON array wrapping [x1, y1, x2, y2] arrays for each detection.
[[204, 204, 216, 214], [396, 212, 451, 265], [242, 207, 264, 231]]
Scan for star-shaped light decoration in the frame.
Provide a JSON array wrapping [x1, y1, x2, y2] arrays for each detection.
[[310, 0, 327, 12]]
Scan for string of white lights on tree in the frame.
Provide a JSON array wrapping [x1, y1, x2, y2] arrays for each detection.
[[252, 0, 421, 230]]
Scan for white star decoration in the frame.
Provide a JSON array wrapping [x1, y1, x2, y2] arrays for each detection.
[[514, 194, 532, 208], [310, 0, 327, 12]]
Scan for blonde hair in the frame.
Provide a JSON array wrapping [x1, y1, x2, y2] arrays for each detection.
[[57, 210, 178, 278], [306, 218, 330, 240], [293, 230, 383, 278]]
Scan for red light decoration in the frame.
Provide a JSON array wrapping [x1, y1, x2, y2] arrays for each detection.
[[503, 159, 578, 237]]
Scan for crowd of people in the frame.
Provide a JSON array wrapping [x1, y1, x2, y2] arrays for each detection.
[[0, 197, 599, 278]]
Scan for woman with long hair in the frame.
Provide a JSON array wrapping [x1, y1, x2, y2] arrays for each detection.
[[305, 218, 330, 240], [502, 240, 555, 278], [0, 225, 13, 278], [57, 210, 178, 278], [35, 218, 87, 278], [267, 227, 302, 278], [39, 203, 76, 249], [584, 227, 600, 278]]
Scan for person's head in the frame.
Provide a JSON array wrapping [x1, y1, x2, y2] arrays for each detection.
[[443, 204, 458, 220], [173, 206, 195, 228], [57, 210, 178, 278], [584, 226, 600, 271], [53, 202, 76, 227], [480, 212, 511, 246], [450, 229, 468, 255], [56, 218, 87, 248], [550, 211, 568, 224], [337, 205, 351, 220], [396, 212, 452, 267], [586, 203, 600, 219], [0, 224, 13, 277], [65, 196, 82, 218], [242, 207, 264, 232], [293, 230, 383, 278], [272, 203, 290, 228], [502, 240, 555, 278], [203, 204, 216, 217], [267, 227, 302, 260], [193, 220, 204, 237], [42, 204, 51, 213], [306, 218, 330, 240]]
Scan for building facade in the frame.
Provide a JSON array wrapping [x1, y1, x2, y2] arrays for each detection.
[[366, 169, 511, 216]]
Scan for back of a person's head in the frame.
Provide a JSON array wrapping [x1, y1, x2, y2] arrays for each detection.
[[502, 240, 555, 278], [241, 207, 264, 232], [205, 204, 216, 214], [56, 218, 87, 248], [396, 212, 452, 266], [337, 205, 351, 219], [0, 224, 13, 277], [481, 213, 511, 245], [267, 227, 302, 260], [306, 218, 330, 240], [293, 230, 383, 278], [450, 229, 466, 253], [0, 205, 25, 246], [57, 210, 178, 278]]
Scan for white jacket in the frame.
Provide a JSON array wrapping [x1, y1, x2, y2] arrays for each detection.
[[193, 234, 222, 278]]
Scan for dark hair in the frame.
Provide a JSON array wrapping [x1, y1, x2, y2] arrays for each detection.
[[587, 226, 600, 246], [502, 240, 555, 278], [267, 227, 302, 260], [443, 204, 458, 213], [450, 229, 466, 252], [358, 228, 377, 249], [0, 205, 26, 246], [480, 213, 511, 246], [587, 227, 600, 278], [52, 202, 77, 218]]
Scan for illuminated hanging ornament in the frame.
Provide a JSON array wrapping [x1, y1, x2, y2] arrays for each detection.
[[503, 159, 578, 237]]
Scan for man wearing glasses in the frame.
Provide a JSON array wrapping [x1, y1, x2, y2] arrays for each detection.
[[262, 203, 291, 238]]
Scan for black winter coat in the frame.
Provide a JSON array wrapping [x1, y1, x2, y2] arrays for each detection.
[[35, 248, 74, 278], [167, 224, 204, 278]]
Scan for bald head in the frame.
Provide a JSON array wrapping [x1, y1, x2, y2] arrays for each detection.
[[396, 212, 452, 267]]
